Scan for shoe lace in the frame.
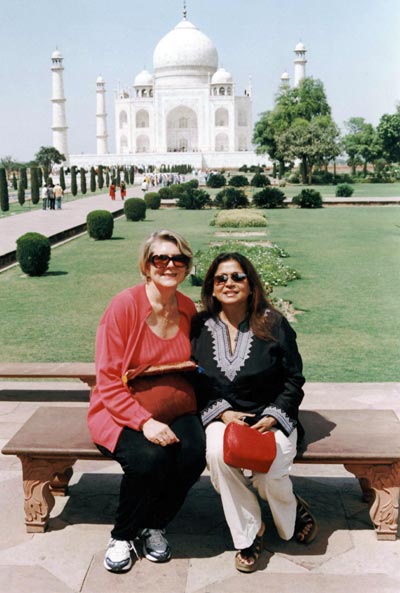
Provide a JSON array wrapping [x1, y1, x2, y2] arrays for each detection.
[[144, 529, 166, 547], [109, 538, 140, 560]]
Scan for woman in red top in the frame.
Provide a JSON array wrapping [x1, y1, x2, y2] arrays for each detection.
[[88, 230, 206, 573], [109, 181, 116, 200], [120, 180, 126, 200]]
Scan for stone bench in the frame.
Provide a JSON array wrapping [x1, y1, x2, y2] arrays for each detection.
[[0, 362, 96, 390], [2, 406, 400, 540]]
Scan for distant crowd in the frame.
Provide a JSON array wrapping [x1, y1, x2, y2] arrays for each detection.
[[42, 182, 63, 210]]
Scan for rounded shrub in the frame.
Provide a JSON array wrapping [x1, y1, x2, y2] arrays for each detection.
[[87, 210, 114, 240], [124, 197, 146, 221], [214, 187, 249, 209], [335, 183, 354, 197], [206, 173, 226, 188], [144, 192, 161, 210], [292, 189, 323, 208], [228, 174, 249, 187], [158, 187, 173, 200], [177, 188, 211, 210], [250, 173, 270, 187], [16, 232, 51, 276], [253, 187, 286, 209]]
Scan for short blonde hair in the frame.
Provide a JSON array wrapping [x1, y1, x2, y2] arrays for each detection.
[[139, 229, 193, 278]]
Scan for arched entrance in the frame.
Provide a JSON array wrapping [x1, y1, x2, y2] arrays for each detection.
[[166, 106, 198, 152]]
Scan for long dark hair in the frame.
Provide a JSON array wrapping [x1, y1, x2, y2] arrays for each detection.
[[200, 252, 276, 340]]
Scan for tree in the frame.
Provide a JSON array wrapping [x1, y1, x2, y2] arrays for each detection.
[[18, 178, 25, 206], [80, 168, 87, 194], [0, 155, 17, 173], [343, 117, 381, 175], [98, 165, 104, 189], [34, 146, 66, 180], [12, 173, 18, 190], [30, 167, 40, 204], [20, 167, 28, 190], [90, 167, 96, 192], [0, 168, 9, 211], [277, 115, 341, 184], [129, 166, 135, 184], [59, 167, 66, 190], [377, 107, 400, 163], [71, 166, 77, 196], [105, 168, 110, 187], [253, 78, 333, 179]]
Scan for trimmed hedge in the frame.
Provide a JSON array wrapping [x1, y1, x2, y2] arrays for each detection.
[[335, 183, 354, 197], [213, 209, 267, 227], [144, 192, 161, 210], [251, 173, 270, 187], [177, 188, 211, 210], [214, 187, 249, 209], [228, 174, 249, 187], [292, 189, 323, 208], [206, 173, 226, 188], [87, 210, 114, 240], [16, 232, 51, 276], [253, 187, 286, 209], [124, 198, 146, 221]]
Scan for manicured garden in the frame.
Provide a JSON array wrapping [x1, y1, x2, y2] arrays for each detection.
[[1, 206, 399, 382]]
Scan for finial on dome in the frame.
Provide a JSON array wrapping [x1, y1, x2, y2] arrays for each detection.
[[183, 0, 187, 19]]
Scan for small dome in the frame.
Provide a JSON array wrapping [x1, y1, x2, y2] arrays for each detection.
[[96, 75, 105, 84], [153, 19, 218, 74], [280, 71, 290, 80], [211, 67, 233, 85], [51, 49, 62, 59], [134, 69, 154, 86], [295, 42, 306, 52]]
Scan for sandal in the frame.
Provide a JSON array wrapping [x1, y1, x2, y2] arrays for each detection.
[[294, 495, 318, 544], [235, 524, 265, 573]]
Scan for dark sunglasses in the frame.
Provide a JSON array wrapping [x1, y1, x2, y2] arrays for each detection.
[[214, 272, 248, 284], [149, 254, 190, 269]]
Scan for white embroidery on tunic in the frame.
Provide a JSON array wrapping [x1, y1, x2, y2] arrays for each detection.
[[205, 317, 254, 381]]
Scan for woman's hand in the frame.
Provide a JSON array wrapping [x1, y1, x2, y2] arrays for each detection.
[[142, 418, 180, 446], [251, 416, 277, 433], [220, 410, 255, 425]]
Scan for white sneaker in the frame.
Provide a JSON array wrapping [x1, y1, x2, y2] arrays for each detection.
[[103, 538, 136, 572]]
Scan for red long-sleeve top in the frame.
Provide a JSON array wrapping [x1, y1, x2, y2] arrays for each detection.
[[87, 282, 196, 452]]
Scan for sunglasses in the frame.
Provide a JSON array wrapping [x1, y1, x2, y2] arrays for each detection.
[[214, 272, 248, 284], [149, 254, 190, 269]]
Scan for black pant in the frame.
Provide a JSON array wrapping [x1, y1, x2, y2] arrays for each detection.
[[97, 414, 206, 540]]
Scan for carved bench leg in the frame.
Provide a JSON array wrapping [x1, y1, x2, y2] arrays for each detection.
[[345, 462, 400, 540], [50, 466, 74, 496], [18, 456, 76, 533]]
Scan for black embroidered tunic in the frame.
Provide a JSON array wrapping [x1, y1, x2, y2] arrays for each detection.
[[191, 310, 305, 436]]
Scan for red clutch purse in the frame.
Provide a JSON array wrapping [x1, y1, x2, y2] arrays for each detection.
[[223, 423, 277, 473], [122, 361, 198, 425]]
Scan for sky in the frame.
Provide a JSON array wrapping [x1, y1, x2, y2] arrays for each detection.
[[0, 0, 399, 162]]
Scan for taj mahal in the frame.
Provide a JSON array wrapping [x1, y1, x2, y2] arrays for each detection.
[[52, 5, 307, 170]]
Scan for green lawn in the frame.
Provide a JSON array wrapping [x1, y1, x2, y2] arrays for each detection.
[[1, 206, 399, 382]]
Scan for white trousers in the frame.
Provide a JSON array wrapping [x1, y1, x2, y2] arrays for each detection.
[[206, 421, 298, 549]]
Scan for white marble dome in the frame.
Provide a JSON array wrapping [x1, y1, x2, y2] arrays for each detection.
[[295, 42, 306, 51], [134, 69, 154, 86], [52, 49, 62, 60], [153, 19, 218, 74], [211, 67, 233, 84], [96, 75, 105, 84]]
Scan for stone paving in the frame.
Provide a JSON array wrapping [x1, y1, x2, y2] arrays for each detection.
[[0, 186, 143, 264], [0, 381, 399, 593]]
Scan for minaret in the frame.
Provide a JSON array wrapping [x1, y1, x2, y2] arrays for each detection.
[[96, 76, 109, 155], [280, 71, 291, 88], [294, 42, 307, 87], [51, 50, 68, 158]]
